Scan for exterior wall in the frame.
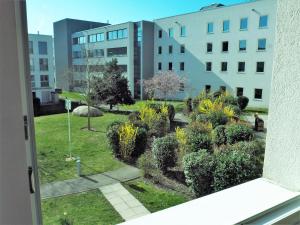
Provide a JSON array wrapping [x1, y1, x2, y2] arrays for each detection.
[[153, 0, 277, 107], [28, 34, 55, 104], [53, 19, 108, 91], [71, 22, 136, 94], [263, 0, 300, 192]]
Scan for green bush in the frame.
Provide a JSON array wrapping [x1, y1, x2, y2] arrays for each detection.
[[231, 105, 242, 116], [185, 98, 193, 113], [183, 151, 215, 197], [224, 95, 238, 106], [237, 96, 249, 110], [208, 110, 228, 128], [225, 124, 254, 144], [147, 103, 161, 113], [150, 116, 169, 137], [212, 125, 227, 146], [137, 151, 157, 178], [186, 132, 212, 152], [128, 111, 140, 122], [167, 104, 176, 122], [132, 127, 148, 158], [152, 134, 178, 173], [213, 150, 261, 191], [106, 121, 123, 157], [196, 114, 209, 123]]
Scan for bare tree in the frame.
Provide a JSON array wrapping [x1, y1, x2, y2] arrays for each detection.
[[144, 71, 186, 100]]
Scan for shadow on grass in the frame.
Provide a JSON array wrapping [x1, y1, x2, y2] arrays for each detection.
[[128, 184, 146, 193]]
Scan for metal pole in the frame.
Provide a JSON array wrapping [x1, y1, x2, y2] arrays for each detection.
[[68, 108, 71, 158]]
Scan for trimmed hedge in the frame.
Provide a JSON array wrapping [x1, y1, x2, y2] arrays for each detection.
[[208, 111, 228, 128], [237, 96, 249, 110], [183, 151, 215, 197], [212, 125, 227, 146], [225, 124, 254, 144], [186, 132, 212, 152]]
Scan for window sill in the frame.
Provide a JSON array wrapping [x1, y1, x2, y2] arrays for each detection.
[[239, 50, 247, 53], [253, 98, 263, 101], [222, 31, 230, 33], [239, 28, 248, 31], [221, 51, 229, 53], [257, 49, 266, 52], [220, 71, 228, 73], [206, 52, 213, 54], [256, 72, 265, 74], [259, 26, 268, 30], [237, 72, 246, 74]]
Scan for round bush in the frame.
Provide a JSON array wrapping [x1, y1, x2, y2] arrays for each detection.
[[230, 105, 242, 116], [132, 127, 148, 158], [224, 95, 238, 106], [186, 132, 212, 152], [212, 125, 227, 146], [150, 116, 169, 137], [152, 134, 178, 173], [208, 110, 228, 128], [213, 150, 261, 191], [196, 114, 209, 123], [106, 121, 123, 158], [237, 96, 249, 110], [225, 124, 254, 144], [183, 151, 215, 197], [167, 104, 176, 122], [128, 111, 140, 122], [137, 151, 157, 178]]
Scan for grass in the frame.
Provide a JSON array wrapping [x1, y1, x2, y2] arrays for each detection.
[[124, 179, 188, 213], [244, 107, 268, 114], [59, 91, 85, 102], [42, 190, 124, 225], [35, 113, 127, 184]]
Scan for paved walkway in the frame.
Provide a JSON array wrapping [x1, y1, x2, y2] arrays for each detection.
[[41, 165, 141, 199], [100, 183, 150, 221]]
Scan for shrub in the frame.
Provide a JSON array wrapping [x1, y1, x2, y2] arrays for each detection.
[[224, 95, 237, 106], [237, 96, 249, 110], [106, 121, 123, 157], [150, 115, 169, 137], [230, 105, 242, 116], [183, 151, 215, 197], [185, 98, 193, 113], [196, 114, 209, 123], [152, 134, 178, 173], [175, 127, 188, 165], [225, 124, 254, 144], [137, 151, 157, 178], [212, 125, 227, 146], [128, 111, 140, 122], [118, 123, 138, 161], [167, 104, 176, 121], [213, 150, 261, 191], [187, 120, 212, 134], [132, 127, 148, 158], [208, 110, 228, 128], [186, 132, 212, 152], [147, 102, 161, 113]]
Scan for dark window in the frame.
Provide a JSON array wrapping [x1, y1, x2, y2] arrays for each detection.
[[158, 46, 162, 54], [207, 43, 213, 53], [239, 40, 247, 51], [221, 62, 227, 72], [180, 44, 185, 53], [254, 89, 263, 99], [72, 37, 78, 45], [180, 26, 186, 37], [205, 85, 211, 93], [259, 15, 268, 28], [29, 41, 33, 54], [94, 49, 104, 57], [158, 62, 162, 70], [107, 47, 127, 57], [222, 41, 229, 52], [38, 41, 48, 55], [158, 29, 162, 38], [180, 62, 185, 71], [220, 86, 226, 92], [179, 83, 185, 91], [40, 75, 49, 87], [236, 87, 243, 97], [238, 62, 245, 72], [39, 58, 48, 71], [256, 62, 265, 73], [72, 51, 81, 59], [240, 18, 248, 30], [206, 62, 212, 72], [119, 65, 128, 73], [88, 50, 94, 58], [169, 45, 173, 54], [168, 62, 173, 70], [258, 38, 266, 50]]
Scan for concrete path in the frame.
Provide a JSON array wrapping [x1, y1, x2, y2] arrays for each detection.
[[100, 183, 150, 221], [41, 165, 141, 199]]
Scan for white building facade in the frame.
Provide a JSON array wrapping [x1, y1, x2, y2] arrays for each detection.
[[29, 34, 55, 104], [153, 0, 277, 107]]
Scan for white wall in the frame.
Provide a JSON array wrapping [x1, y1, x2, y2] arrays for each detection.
[[263, 0, 300, 191], [154, 0, 277, 107]]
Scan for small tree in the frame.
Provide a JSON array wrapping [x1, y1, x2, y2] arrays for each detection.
[[93, 59, 134, 109], [144, 71, 186, 100]]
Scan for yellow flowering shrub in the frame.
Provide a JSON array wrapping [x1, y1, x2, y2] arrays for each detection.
[[175, 127, 188, 167], [118, 123, 138, 160], [139, 106, 159, 129], [223, 106, 235, 118]]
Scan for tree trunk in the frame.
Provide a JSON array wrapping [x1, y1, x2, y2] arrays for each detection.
[[110, 104, 113, 110]]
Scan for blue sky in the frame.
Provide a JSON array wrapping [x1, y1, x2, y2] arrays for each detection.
[[26, 0, 249, 35]]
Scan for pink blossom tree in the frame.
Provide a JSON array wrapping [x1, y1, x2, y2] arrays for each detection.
[[144, 71, 186, 100]]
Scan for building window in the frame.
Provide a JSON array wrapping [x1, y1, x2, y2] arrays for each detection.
[[222, 41, 229, 52], [220, 86, 226, 92], [168, 62, 173, 70], [88, 34, 97, 43], [180, 26, 186, 37], [221, 62, 228, 72], [88, 50, 94, 58], [96, 33, 105, 42], [158, 29, 162, 38], [207, 22, 214, 33], [236, 87, 244, 97], [40, 75, 49, 87], [38, 41, 48, 55], [254, 88, 263, 99], [205, 85, 211, 93], [206, 62, 212, 72], [256, 62, 265, 73], [78, 36, 86, 44], [72, 51, 81, 59], [207, 43, 213, 53], [107, 47, 127, 57], [31, 75, 35, 88], [158, 46, 162, 54], [240, 17, 248, 30], [238, 62, 245, 72], [72, 37, 78, 45], [259, 15, 268, 28], [223, 20, 230, 32], [107, 29, 128, 40], [239, 40, 247, 51], [39, 58, 48, 71], [168, 28, 174, 37], [30, 58, 34, 71], [258, 38, 266, 51], [179, 83, 185, 91], [180, 62, 185, 71], [29, 41, 33, 54], [94, 49, 104, 57], [169, 45, 173, 54], [158, 62, 162, 70], [180, 44, 185, 53]]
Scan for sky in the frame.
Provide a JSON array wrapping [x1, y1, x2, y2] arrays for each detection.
[[26, 0, 249, 35]]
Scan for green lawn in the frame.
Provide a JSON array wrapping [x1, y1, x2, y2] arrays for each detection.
[[59, 91, 85, 102], [124, 179, 188, 213], [119, 100, 185, 112], [42, 190, 124, 225], [35, 113, 127, 184], [244, 107, 268, 114]]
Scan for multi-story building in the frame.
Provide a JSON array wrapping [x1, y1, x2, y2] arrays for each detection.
[[29, 34, 56, 104], [54, 0, 276, 107], [154, 0, 276, 108]]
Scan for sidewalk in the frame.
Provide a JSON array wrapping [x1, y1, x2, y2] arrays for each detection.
[[40, 165, 141, 199]]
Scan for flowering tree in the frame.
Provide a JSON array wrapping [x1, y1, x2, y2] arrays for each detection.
[[144, 71, 186, 100]]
